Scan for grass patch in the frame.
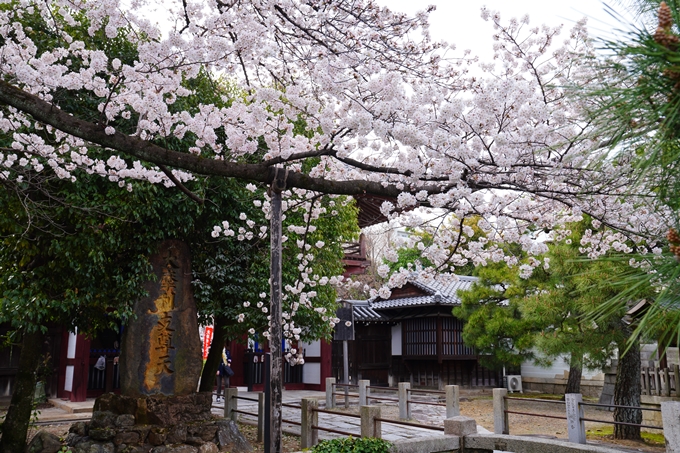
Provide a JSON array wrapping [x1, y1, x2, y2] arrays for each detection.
[[586, 426, 666, 446]]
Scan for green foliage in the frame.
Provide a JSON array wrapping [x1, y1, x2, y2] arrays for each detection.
[[312, 437, 391, 453], [387, 228, 434, 273], [0, 2, 359, 347], [520, 221, 634, 371], [453, 252, 542, 369], [0, 4, 359, 452], [455, 218, 653, 371], [0, 173, 169, 334], [580, 0, 680, 346]]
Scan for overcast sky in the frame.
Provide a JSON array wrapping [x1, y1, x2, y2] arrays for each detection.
[[376, 1, 638, 62]]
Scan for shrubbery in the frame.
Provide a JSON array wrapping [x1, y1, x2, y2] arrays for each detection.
[[312, 437, 391, 453]]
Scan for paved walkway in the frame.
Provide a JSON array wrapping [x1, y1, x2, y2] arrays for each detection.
[[212, 389, 456, 443], [40, 388, 463, 443]]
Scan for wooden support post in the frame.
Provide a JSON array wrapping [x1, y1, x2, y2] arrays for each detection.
[[665, 368, 672, 397], [645, 367, 652, 395], [267, 168, 286, 453], [257, 392, 265, 442], [674, 365, 680, 397], [343, 340, 349, 409]]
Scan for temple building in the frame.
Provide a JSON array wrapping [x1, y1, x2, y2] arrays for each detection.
[[330, 275, 502, 389]]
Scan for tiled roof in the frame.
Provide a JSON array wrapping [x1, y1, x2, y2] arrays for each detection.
[[340, 300, 389, 322], [370, 275, 478, 310]]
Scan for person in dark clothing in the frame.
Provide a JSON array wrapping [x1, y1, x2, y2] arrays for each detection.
[[215, 348, 233, 402]]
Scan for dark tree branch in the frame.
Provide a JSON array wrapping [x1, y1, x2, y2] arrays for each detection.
[[158, 164, 205, 204], [0, 80, 446, 199], [179, 0, 191, 34]]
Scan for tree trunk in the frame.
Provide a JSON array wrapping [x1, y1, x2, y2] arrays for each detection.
[[198, 315, 229, 393], [614, 328, 641, 440], [0, 329, 45, 453], [565, 353, 583, 395]]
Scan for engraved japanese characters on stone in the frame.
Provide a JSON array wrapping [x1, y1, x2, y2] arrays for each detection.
[[144, 252, 179, 391]]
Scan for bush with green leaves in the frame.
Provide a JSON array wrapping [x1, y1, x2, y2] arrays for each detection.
[[312, 437, 391, 453]]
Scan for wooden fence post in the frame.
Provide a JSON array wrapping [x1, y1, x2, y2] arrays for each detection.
[[359, 380, 369, 406], [360, 405, 381, 438], [225, 387, 238, 422], [300, 397, 319, 449], [398, 382, 410, 420], [326, 377, 336, 409], [446, 385, 460, 418]]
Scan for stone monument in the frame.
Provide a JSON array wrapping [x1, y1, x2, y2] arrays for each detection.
[[65, 240, 252, 452], [120, 239, 202, 396]]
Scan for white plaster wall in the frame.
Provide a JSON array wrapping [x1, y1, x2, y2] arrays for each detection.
[[64, 365, 74, 392], [521, 355, 603, 380], [303, 362, 321, 384], [391, 323, 402, 356], [66, 330, 77, 359], [641, 344, 679, 366], [300, 339, 321, 357]]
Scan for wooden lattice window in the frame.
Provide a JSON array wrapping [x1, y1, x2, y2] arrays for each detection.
[[403, 318, 436, 356], [441, 317, 474, 356]]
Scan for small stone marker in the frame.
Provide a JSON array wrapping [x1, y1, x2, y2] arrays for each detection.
[[120, 239, 202, 396], [444, 416, 477, 437], [565, 393, 586, 444]]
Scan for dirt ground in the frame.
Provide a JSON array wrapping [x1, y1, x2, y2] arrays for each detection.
[[24, 395, 667, 453], [221, 397, 668, 453], [455, 396, 665, 453]]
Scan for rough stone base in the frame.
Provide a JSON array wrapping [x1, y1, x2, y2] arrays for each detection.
[[67, 392, 252, 453], [521, 377, 604, 398]]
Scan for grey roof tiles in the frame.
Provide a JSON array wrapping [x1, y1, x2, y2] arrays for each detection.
[[342, 275, 479, 320]]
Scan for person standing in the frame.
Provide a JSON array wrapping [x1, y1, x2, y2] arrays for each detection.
[[215, 347, 233, 402]]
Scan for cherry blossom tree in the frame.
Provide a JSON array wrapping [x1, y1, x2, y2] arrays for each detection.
[[0, 0, 671, 449], [0, 0, 665, 285]]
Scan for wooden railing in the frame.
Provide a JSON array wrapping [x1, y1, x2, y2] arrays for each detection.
[[641, 365, 680, 397]]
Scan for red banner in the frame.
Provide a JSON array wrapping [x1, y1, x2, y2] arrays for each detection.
[[202, 326, 214, 360]]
